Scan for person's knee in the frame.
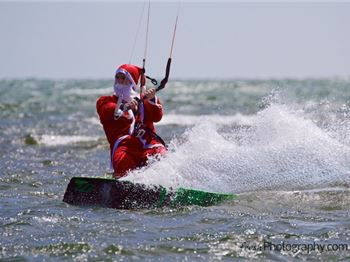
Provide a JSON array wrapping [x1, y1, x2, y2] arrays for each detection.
[[112, 151, 137, 178], [158, 146, 167, 155], [150, 146, 167, 157], [142, 146, 167, 163]]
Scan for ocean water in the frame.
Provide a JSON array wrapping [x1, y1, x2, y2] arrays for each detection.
[[1, 78, 350, 261]]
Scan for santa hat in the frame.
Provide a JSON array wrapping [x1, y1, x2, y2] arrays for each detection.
[[115, 64, 144, 89]]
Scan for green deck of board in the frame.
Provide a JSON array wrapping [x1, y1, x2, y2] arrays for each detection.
[[63, 177, 235, 209]]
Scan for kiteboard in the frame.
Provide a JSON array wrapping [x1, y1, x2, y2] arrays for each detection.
[[63, 177, 235, 209]]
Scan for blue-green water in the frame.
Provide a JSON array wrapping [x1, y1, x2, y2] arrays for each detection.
[[1, 78, 350, 260]]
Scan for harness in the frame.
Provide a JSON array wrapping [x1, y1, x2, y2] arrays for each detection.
[[131, 97, 167, 148], [133, 121, 167, 148], [111, 97, 166, 166]]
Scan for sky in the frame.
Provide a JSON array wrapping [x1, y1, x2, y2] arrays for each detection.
[[1, 1, 350, 79]]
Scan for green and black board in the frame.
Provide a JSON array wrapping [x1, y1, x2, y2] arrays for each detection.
[[63, 177, 235, 209]]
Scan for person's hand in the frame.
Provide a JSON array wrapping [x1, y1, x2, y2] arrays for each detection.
[[126, 99, 139, 111], [143, 88, 156, 100]]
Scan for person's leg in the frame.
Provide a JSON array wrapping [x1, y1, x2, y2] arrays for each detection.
[[112, 149, 139, 178], [142, 146, 167, 163], [152, 146, 167, 156], [113, 144, 167, 178]]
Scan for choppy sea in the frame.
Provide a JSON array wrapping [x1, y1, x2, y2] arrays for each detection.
[[1, 78, 350, 261]]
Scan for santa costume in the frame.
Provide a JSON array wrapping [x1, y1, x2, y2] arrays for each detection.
[[96, 64, 166, 178]]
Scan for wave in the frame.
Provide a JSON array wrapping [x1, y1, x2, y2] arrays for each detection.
[[86, 113, 255, 127], [62, 87, 112, 96], [38, 135, 100, 146]]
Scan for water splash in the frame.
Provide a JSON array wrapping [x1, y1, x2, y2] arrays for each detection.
[[126, 103, 350, 193]]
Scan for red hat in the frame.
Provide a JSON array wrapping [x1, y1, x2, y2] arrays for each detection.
[[116, 64, 142, 85]]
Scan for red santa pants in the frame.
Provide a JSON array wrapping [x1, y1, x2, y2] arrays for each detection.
[[112, 141, 166, 178]]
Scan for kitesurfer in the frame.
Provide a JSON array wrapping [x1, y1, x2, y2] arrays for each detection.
[[96, 64, 167, 178]]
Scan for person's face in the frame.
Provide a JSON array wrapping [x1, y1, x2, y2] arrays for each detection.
[[115, 73, 132, 85]]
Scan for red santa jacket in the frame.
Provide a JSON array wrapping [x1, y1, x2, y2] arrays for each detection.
[[96, 94, 164, 155]]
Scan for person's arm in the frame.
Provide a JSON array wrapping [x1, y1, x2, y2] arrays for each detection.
[[142, 89, 163, 123], [96, 96, 132, 125]]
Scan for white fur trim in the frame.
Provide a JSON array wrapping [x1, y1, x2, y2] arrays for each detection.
[[110, 134, 129, 168], [128, 110, 135, 133]]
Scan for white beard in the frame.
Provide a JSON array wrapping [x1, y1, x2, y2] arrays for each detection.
[[113, 83, 138, 103]]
